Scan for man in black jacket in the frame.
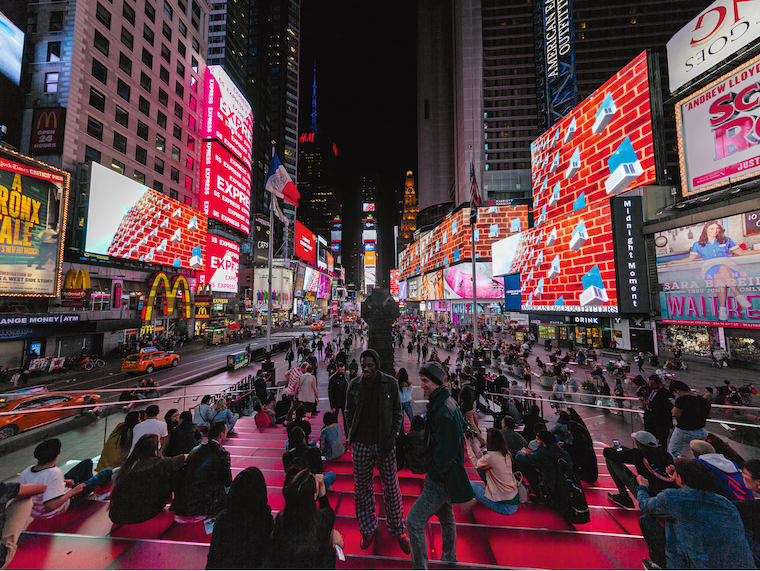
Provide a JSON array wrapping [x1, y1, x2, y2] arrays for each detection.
[[514, 430, 572, 499], [640, 375, 674, 451], [328, 361, 350, 435], [603, 430, 676, 509], [171, 422, 232, 519]]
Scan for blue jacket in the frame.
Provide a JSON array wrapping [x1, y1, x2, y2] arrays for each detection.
[[637, 485, 755, 569]]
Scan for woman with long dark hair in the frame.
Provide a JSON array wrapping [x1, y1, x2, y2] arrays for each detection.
[[397, 367, 414, 429], [164, 409, 180, 433], [272, 470, 343, 569], [164, 410, 202, 457], [96, 411, 140, 471], [564, 421, 598, 483], [465, 428, 519, 515], [206, 467, 273, 569], [109, 434, 186, 524]]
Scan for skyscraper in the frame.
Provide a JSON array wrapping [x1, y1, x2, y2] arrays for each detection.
[[398, 170, 418, 252]]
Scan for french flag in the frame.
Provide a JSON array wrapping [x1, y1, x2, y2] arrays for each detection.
[[265, 153, 300, 207]]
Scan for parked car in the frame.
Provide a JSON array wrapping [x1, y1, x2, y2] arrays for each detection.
[[311, 320, 325, 331], [121, 351, 180, 374], [0, 391, 101, 440]]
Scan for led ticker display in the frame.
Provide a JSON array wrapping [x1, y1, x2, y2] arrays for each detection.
[[655, 210, 760, 329], [0, 152, 68, 296], [530, 51, 655, 224], [200, 141, 251, 235], [202, 66, 253, 167], [676, 56, 760, 197], [86, 163, 206, 271], [295, 220, 316, 266], [201, 234, 239, 292]]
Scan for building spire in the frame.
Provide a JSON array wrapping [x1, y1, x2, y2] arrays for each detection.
[[311, 60, 318, 134]]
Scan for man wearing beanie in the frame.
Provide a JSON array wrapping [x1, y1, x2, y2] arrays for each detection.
[[345, 348, 410, 554], [514, 429, 572, 500], [407, 361, 473, 569]]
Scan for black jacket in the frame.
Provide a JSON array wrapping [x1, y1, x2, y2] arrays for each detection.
[[171, 440, 232, 516], [345, 371, 402, 456], [328, 371, 349, 411], [164, 422, 202, 457]]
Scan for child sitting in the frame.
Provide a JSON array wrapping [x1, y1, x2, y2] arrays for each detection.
[[319, 411, 345, 461]]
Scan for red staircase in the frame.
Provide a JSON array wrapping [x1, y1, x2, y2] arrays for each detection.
[[7, 415, 648, 569]]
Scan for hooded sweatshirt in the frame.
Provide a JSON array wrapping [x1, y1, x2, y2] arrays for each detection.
[[697, 454, 754, 501]]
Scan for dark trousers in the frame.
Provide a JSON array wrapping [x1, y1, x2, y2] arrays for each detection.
[[639, 514, 667, 568], [513, 456, 541, 498], [64, 459, 113, 504], [605, 456, 638, 497]]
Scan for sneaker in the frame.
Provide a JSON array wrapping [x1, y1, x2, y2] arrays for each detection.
[[719, 307, 728, 321], [360, 530, 376, 550], [643, 558, 662, 570], [397, 533, 411, 555], [736, 294, 752, 309], [608, 492, 634, 509]]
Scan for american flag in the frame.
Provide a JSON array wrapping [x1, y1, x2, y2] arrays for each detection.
[[469, 156, 482, 209]]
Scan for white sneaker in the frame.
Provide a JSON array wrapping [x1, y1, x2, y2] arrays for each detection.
[[719, 307, 728, 321], [736, 294, 752, 309]]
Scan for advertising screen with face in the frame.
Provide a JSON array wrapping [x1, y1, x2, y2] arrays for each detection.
[[421, 270, 445, 301], [443, 263, 504, 300], [200, 141, 251, 235], [677, 56, 760, 197], [203, 66, 253, 166], [86, 163, 207, 271], [655, 211, 760, 328], [201, 234, 239, 292], [317, 274, 331, 299], [492, 233, 522, 277], [295, 220, 316, 266], [0, 153, 68, 295]]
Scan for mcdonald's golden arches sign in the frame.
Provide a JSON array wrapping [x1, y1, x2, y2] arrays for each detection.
[[30, 108, 65, 155], [61, 269, 91, 308]]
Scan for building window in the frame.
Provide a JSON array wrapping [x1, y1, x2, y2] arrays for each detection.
[[84, 145, 101, 163], [157, 111, 167, 130], [189, 94, 197, 111], [145, 0, 156, 22], [123, 2, 136, 25], [95, 2, 112, 28], [185, 155, 193, 170], [117, 79, 130, 101], [119, 52, 132, 75], [138, 95, 150, 115], [134, 170, 146, 184], [49, 11, 64, 32], [121, 26, 134, 50], [154, 157, 164, 174], [187, 114, 196, 131], [171, 144, 180, 161], [190, 75, 197, 91], [141, 47, 153, 68], [184, 175, 192, 191], [191, 36, 199, 52], [191, 56, 198, 74], [87, 117, 104, 140], [178, 0, 186, 14], [112, 159, 126, 175], [161, 43, 171, 62], [178, 19, 187, 37], [174, 102, 183, 119], [135, 145, 147, 164], [177, 40, 186, 57], [162, 21, 172, 40], [160, 66, 169, 84], [113, 131, 127, 154], [163, 0, 173, 20], [115, 105, 129, 127], [176, 60, 185, 78], [47, 41, 62, 62], [187, 134, 194, 150], [172, 123, 182, 140], [45, 72, 59, 93], [169, 189, 179, 200], [158, 88, 168, 106], [91, 58, 108, 84], [143, 24, 154, 45], [137, 119, 149, 140], [140, 71, 151, 92], [153, 180, 163, 192], [89, 87, 105, 112], [156, 133, 166, 152], [94, 30, 110, 56]]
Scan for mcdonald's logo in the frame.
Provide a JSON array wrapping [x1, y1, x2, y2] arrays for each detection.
[[36, 110, 58, 129], [62, 269, 91, 308], [195, 304, 209, 319], [31, 108, 64, 155], [142, 273, 191, 322]]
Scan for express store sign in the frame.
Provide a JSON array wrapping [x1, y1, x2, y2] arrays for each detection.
[[202, 66, 253, 167], [295, 220, 316, 266], [201, 235, 239, 293], [200, 141, 251, 235]]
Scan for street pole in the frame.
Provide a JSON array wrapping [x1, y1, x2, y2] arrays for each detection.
[[266, 141, 276, 355], [471, 209, 478, 354]]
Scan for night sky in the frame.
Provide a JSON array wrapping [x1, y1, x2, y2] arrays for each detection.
[[298, 0, 418, 285]]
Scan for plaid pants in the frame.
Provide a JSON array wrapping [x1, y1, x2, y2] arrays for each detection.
[[352, 442, 406, 537]]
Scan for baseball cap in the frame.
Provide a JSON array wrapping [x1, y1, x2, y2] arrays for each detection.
[[631, 431, 658, 448]]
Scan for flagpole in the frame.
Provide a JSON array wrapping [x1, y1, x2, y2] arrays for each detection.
[[469, 146, 479, 360], [267, 141, 276, 355]]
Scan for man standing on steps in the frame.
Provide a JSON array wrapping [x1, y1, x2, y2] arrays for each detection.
[[328, 361, 350, 435], [345, 348, 411, 555]]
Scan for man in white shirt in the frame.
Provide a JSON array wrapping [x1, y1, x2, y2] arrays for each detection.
[[18, 439, 112, 520], [131, 404, 168, 452]]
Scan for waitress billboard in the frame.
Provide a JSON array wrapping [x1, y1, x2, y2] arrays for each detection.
[[655, 209, 760, 328]]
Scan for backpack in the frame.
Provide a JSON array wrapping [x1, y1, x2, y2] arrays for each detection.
[[540, 456, 590, 525]]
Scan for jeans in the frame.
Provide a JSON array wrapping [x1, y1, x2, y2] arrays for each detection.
[[668, 426, 708, 458], [401, 401, 414, 430], [407, 477, 456, 569], [64, 459, 113, 504], [324, 471, 336, 490], [284, 438, 317, 451], [471, 482, 519, 515], [639, 514, 667, 568]]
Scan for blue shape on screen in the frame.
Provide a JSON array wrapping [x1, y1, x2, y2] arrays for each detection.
[[554, 296, 565, 306], [608, 137, 640, 174], [582, 265, 605, 290], [173, 257, 182, 267], [454, 248, 460, 262], [192, 245, 202, 258], [572, 192, 586, 211], [596, 93, 615, 118], [444, 256, 448, 266]]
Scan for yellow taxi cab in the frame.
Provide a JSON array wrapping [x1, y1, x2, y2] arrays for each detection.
[[0, 388, 100, 440], [121, 348, 180, 374], [310, 320, 325, 331]]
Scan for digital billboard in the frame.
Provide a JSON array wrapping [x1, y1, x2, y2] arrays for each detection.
[[443, 263, 504, 300], [202, 66, 253, 167], [492, 233, 522, 277], [676, 56, 760, 197], [0, 152, 68, 295], [390, 269, 400, 301], [253, 267, 293, 310], [407, 276, 422, 301], [317, 274, 331, 299], [398, 279, 407, 300], [655, 210, 760, 328], [327, 252, 334, 274], [0, 12, 23, 85], [317, 235, 328, 270], [530, 51, 655, 224], [303, 267, 320, 293], [201, 234, 239, 293], [365, 266, 376, 287], [504, 274, 521, 311], [86, 163, 206, 270], [294, 264, 306, 297], [365, 250, 376, 266], [422, 269, 445, 301], [363, 203, 375, 212], [295, 220, 316, 266], [200, 141, 251, 235], [667, 0, 760, 93]]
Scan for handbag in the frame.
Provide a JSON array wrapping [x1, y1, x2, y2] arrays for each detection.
[[513, 471, 530, 503]]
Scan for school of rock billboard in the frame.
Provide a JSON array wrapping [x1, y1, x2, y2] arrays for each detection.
[[676, 55, 760, 197], [0, 151, 69, 295], [655, 209, 760, 328]]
